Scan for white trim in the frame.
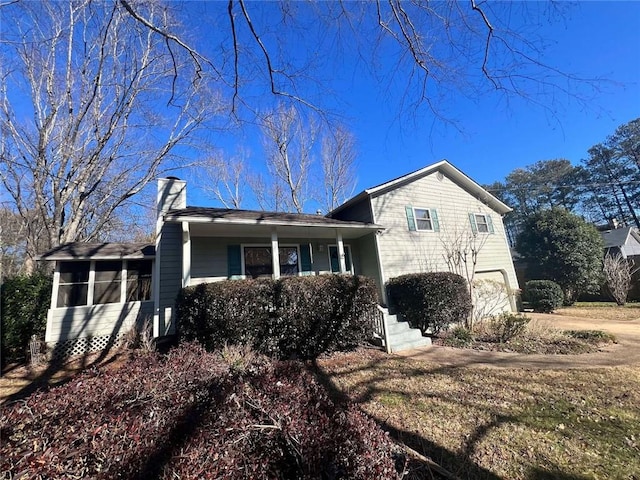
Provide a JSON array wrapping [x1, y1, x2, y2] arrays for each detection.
[[121, 260, 128, 304], [182, 221, 191, 288], [51, 263, 60, 310], [330, 161, 512, 218], [87, 261, 96, 306], [271, 229, 280, 279], [336, 231, 346, 273], [366, 161, 512, 214], [153, 215, 162, 338], [413, 207, 435, 232]]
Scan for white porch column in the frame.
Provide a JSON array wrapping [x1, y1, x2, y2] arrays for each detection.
[[336, 230, 347, 274], [181, 221, 191, 288], [271, 228, 281, 279]]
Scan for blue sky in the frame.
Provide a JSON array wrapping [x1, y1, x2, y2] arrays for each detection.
[[183, 1, 639, 208]]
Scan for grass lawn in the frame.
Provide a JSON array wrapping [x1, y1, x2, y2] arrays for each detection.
[[318, 352, 640, 479]]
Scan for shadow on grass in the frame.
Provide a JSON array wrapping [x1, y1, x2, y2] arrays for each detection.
[[309, 358, 504, 480]]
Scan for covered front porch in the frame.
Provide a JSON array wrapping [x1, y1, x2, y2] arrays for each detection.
[[163, 208, 385, 293]]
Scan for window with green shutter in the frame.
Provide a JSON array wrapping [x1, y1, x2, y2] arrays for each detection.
[[407, 206, 440, 232]]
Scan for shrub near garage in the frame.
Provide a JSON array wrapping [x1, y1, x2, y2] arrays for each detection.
[[523, 280, 564, 313], [175, 275, 378, 359], [0, 344, 401, 479], [387, 272, 472, 334]]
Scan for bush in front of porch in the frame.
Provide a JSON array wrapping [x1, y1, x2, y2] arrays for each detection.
[[175, 275, 378, 359]]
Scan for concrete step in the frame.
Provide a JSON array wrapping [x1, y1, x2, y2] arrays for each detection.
[[390, 336, 432, 353], [387, 326, 424, 344], [379, 309, 432, 353], [386, 320, 414, 335]]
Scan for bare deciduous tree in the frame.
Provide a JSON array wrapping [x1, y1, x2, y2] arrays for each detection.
[[603, 252, 639, 306], [321, 127, 357, 213], [441, 227, 489, 328], [258, 104, 317, 213], [200, 150, 249, 209], [0, 1, 219, 271]]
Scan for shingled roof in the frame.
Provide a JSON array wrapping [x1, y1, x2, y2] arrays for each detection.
[[163, 207, 381, 229], [39, 242, 155, 261]]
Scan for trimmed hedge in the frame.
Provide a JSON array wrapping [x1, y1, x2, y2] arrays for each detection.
[[523, 280, 564, 313], [176, 275, 378, 359], [387, 272, 472, 335], [0, 343, 401, 478], [1, 272, 52, 364]]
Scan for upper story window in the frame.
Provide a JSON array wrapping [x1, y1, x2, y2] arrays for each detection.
[[414, 208, 434, 231], [405, 205, 440, 232], [469, 213, 494, 234]]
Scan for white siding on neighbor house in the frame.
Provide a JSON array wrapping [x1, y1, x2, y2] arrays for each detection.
[[157, 222, 182, 335], [46, 301, 154, 342], [371, 170, 519, 300], [190, 236, 368, 283]]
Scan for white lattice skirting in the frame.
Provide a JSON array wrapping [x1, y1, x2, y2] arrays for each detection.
[[48, 334, 125, 359]]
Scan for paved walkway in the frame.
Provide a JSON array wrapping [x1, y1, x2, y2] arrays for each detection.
[[396, 312, 640, 369]]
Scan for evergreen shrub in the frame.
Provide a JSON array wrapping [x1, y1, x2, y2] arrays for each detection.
[[175, 275, 378, 359], [523, 280, 564, 313], [386, 272, 472, 335], [1, 272, 52, 364]]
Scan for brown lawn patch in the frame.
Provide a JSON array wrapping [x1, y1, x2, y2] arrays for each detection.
[[317, 349, 640, 480]]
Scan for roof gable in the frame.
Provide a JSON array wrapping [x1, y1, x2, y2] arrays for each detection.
[[602, 227, 640, 249], [329, 160, 511, 217]]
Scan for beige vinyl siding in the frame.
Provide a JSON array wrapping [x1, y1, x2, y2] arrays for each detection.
[[46, 301, 153, 342], [157, 222, 182, 335], [371, 171, 519, 296]]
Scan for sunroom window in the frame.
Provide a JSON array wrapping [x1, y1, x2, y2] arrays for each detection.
[[126, 260, 153, 302], [56, 259, 153, 307], [94, 261, 122, 304], [57, 261, 90, 307]]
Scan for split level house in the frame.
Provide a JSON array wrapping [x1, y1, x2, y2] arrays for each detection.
[[39, 160, 519, 355]]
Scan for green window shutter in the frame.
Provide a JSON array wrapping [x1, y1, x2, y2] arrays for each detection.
[[345, 246, 352, 272], [431, 209, 440, 232], [487, 215, 495, 234], [405, 206, 416, 231], [299, 244, 312, 272], [468, 213, 478, 234], [329, 245, 339, 273], [227, 245, 242, 277]]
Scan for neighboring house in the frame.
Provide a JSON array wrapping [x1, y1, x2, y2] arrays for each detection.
[[40, 160, 519, 355], [601, 226, 640, 259]]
